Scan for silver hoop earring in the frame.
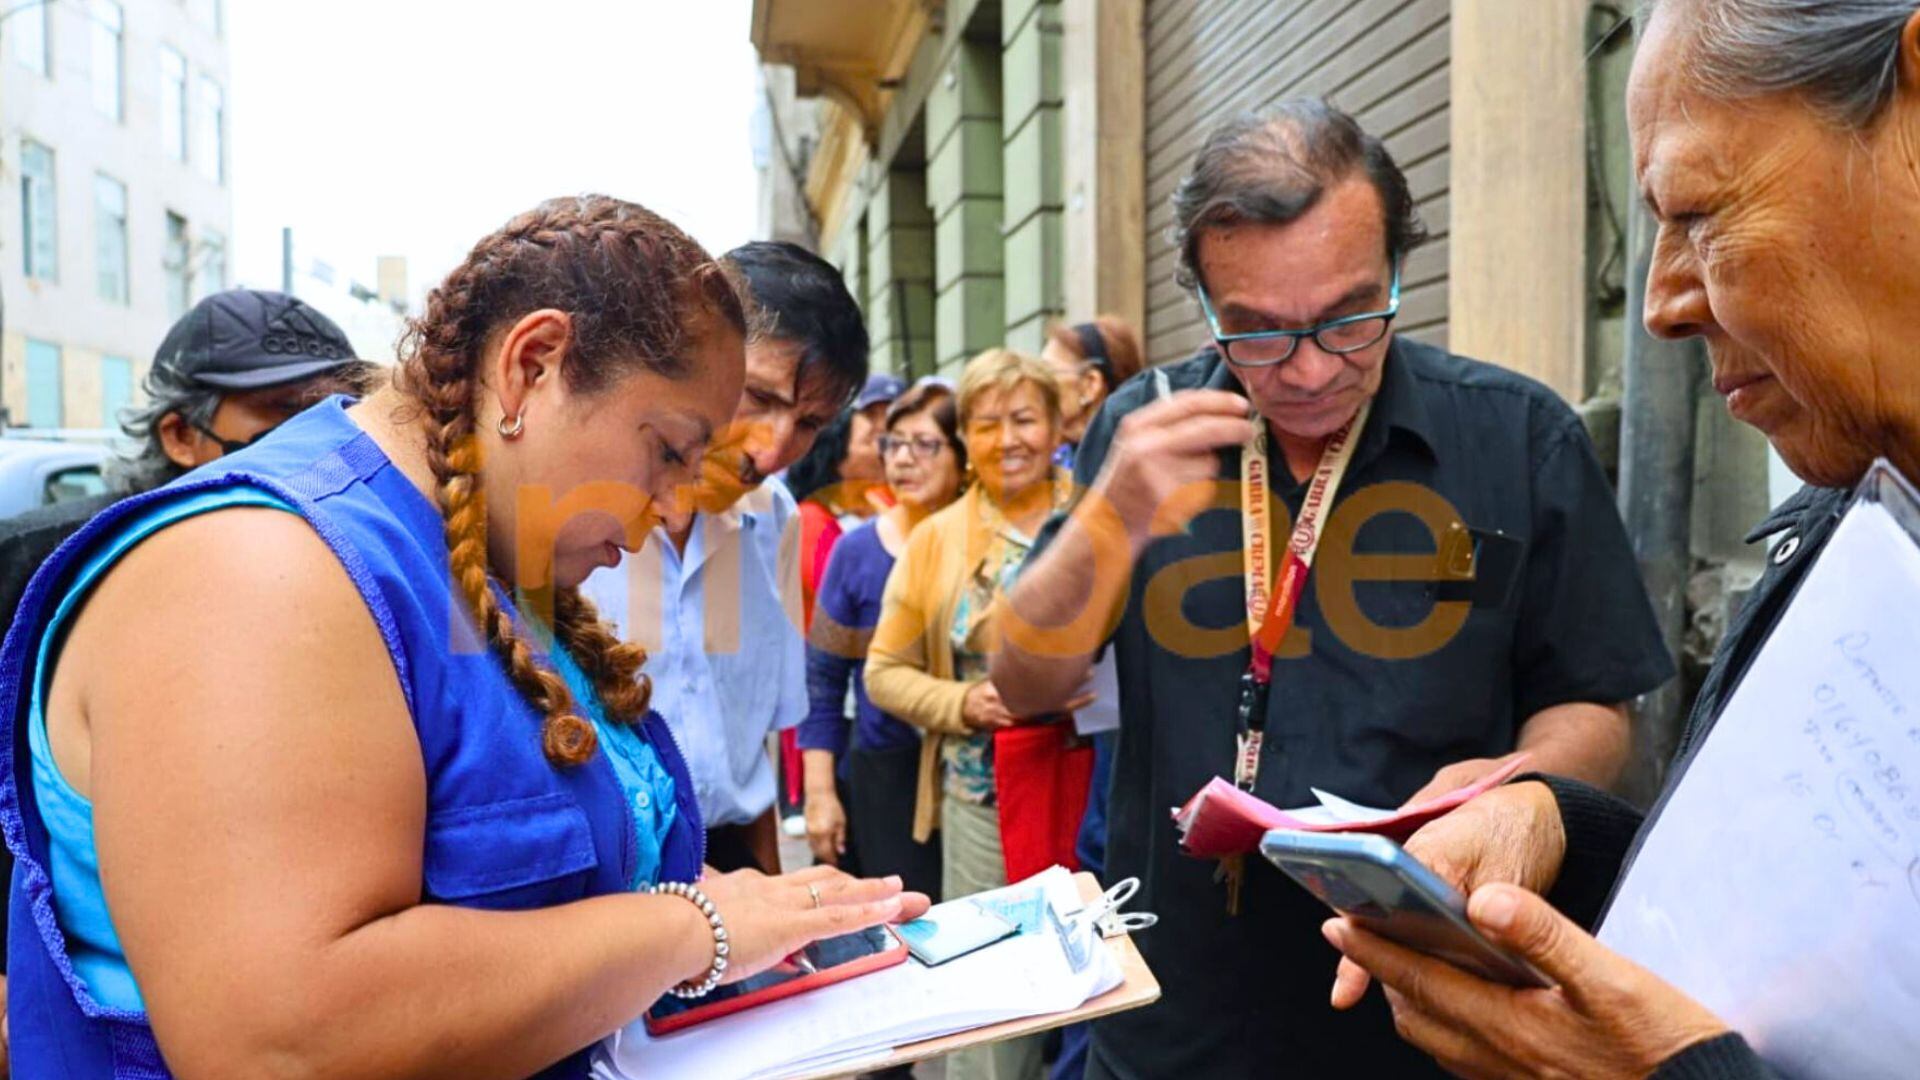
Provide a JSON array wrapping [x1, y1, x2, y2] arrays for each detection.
[[498, 412, 525, 439]]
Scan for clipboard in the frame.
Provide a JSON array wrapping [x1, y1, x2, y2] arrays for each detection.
[[788, 872, 1162, 1080]]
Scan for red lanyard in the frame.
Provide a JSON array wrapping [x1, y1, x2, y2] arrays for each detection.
[[1233, 401, 1370, 791]]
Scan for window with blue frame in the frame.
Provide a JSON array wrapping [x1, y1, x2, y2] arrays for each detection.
[[100, 355, 132, 429], [12, 1, 48, 75], [164, 212, 192, 318], [21, 140, 58, 283], [95, 173, 129, 304], [26, 339, 63, 429], [90, 1, 124, 122]]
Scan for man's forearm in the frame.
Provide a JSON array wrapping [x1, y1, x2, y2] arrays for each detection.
[[994, 496, 1140, 715], [1516, 701, 1631, 789]]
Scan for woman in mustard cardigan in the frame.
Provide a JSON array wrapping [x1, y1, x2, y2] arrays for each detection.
[[866, 348, 1090, 1080]]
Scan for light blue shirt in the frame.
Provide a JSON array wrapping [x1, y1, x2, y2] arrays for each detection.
[[580, 481, 807, 828]]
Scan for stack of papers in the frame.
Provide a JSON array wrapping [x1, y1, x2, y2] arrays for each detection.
[[592, 867, 1121, 1080], [1172, 757, 1530, 857]]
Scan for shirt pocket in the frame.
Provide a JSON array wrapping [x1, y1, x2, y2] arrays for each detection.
[[1347, 583, 1515, 753], [422, 792, 599, 910]]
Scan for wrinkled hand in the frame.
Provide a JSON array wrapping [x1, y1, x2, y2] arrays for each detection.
[[804, 789, 848, 867], [1323, 883, 1729, 1079], [1402, 754, 1520, 808], [1090, 389, 1253, 543], [1333, 781, 1567, 1009], [698, 865, 930, 985], [962, 681, 1019, 731]]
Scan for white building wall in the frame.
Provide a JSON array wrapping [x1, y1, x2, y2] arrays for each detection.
[[0, 0, 232, 431]]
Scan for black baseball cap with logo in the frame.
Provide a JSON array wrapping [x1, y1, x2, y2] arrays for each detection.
[[154, 289, 359, 390]]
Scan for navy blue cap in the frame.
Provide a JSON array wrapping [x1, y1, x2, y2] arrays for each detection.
[[853, 373, 907, 412]]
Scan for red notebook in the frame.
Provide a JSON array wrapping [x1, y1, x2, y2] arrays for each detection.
[[1172, 756, 1531, 857]]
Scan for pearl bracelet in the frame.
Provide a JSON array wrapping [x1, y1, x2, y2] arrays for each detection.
[[651, 880, 729, 998]]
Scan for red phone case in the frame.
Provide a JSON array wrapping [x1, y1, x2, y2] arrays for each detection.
[[642, 927, 910, 1035]]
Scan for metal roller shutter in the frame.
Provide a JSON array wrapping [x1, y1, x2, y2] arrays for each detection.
[[1143, 0, 1452, 365]]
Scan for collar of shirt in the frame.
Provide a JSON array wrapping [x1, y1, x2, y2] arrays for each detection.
[[1678, 483, 1849, 761], [1743, 482, 1844, 544]]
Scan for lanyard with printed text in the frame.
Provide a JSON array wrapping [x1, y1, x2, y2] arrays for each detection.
[[1232, 399, 1370, 794]]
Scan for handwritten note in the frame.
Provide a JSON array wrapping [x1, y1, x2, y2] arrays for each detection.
[[1600, 496, 1920, 1080]]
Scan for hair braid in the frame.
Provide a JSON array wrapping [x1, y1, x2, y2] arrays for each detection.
[[396, 195, 744, 768], [554, 587, 654, 720]]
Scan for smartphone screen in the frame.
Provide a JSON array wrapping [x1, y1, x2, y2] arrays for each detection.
[[1265, 837, 1551, 988], [644, 925, 900, 1027]]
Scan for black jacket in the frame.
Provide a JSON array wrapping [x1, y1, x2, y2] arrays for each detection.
[[0, 493, 116, 628], [1540, 485, 1849, 1080]]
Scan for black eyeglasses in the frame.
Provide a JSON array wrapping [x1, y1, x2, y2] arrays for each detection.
[[1196, 262, 1402, 368], [191, 419, 272, 456], [878, 434, 948, 461]]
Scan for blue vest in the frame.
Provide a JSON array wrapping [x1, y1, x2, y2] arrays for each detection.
[[0, 398, 704, 1078]]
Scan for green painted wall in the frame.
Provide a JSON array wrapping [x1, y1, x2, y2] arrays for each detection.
[[819, 0, 1068, 379], [1000, 0, 1064, 352], [926, 35, 1006, 374], [866, 169, 937, 377]]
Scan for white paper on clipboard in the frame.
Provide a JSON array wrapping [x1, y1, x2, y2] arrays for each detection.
[[1073, 650, 1120, 736], [1598, 461, 1920, 1080], [592, 868, 1119, 1080]]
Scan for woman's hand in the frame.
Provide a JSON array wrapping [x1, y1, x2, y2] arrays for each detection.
[[1332, 781, 1568, 1009], [699, 866, 931, 985], [804, 788, 848, 866], [1323, 884, 1730, 1079], [962, 681, 1019, 731]]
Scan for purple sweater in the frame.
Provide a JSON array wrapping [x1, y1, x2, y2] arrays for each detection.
[[799, 521, 920, 762]]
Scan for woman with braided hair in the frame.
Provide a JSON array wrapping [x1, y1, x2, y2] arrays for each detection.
[[0, 194, 927, 1078]]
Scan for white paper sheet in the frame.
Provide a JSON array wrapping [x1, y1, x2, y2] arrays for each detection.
[[1599, 497, 1920, 1080], [1307, 787, 1398, 825], [1073, 651, 1121, 736], [594, 867, 1119, 1080]]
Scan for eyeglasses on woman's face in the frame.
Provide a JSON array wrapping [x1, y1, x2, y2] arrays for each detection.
[[878, 433, 948, 461]]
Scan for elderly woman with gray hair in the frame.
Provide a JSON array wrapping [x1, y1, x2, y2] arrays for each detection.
[[1322, 2, 1920, 1077]]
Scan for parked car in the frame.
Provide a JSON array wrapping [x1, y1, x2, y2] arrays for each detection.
[[0, 436, 111, 518]]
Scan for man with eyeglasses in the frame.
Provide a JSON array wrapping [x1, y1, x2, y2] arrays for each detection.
[[992, 99, 1672, 1080], [581, 241, 869, 876]]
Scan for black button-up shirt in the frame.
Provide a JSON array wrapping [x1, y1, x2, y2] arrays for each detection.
[[1037, 338, 1675, 1079]]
